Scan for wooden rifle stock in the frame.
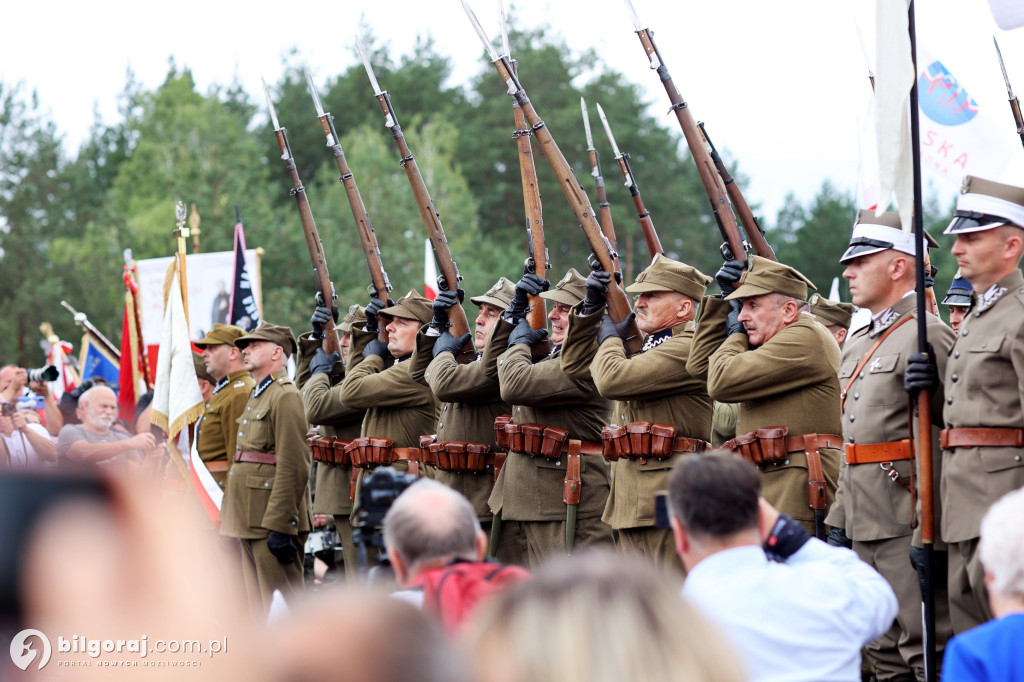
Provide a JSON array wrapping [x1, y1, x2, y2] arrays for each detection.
[[631, 27, 747, 262], [311, 105, 392, 343], [489, 57, 641, 354], [697, 122, 776, 261], [371, 90, 475, 361], [271, 128, 340, 354]]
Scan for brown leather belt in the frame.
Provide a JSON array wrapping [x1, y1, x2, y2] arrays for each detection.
[[845, 440, 913, 464], [940, 427, 1024, 449], [234, 450, 276, 465], [600, 421, 710, 462], [783, 433, 843, 453], [722, 428, 842, 463], [203, 460, 231, 473]]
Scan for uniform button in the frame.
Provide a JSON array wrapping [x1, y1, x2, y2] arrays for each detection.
[[951, 374, 958, 382], [981, 343, 987, 349], [859, 373, 865, 379], [954, 351, 960, 359], [438, 422, 443, 428], [247, 406, 252, 411], [1015, 455, 1022, 462], [498, 359, 504, 366], [238, 431, 243, 437], [853, 393, 859, 400], [243, 420, 248, 424], [425, 372, 430, 380], [849, 414, 855, 422], [962, 329, 969, 336], [974, 312, 981, 318], [946, 397, 953, 405], [263, 482, 270, 488], [784, 459, 790, 465], [443, 405, 448, 412], [290, 520, 297, 526]]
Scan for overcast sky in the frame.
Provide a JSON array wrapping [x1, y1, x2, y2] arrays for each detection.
[[3, 0, 1023, 221]]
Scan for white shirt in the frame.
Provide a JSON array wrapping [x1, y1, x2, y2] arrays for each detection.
[[1, 422, 55, 468], [683, 540, 898, 682]]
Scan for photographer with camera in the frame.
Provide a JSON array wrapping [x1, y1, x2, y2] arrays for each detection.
[[1, 401, 58, 468], [382, 477, 529, 635], [0, 364, 63, 437]]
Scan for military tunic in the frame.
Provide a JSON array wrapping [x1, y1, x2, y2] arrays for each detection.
[[491, 321, 613, 565], [690, 297, 843, 532], [219, 369, 312, 613], [942, 269, 1024, 632], [826, 295, 954, 679], [196, 369, 255, 488]]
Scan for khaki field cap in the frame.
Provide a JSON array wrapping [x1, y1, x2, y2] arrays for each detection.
[[539, 268, 587, 306], [470, 277, 517, 310], [625, 253, 712, 300], [192, 351, 215, 384], [378, 289, 433, 325], [726, 256, 817, 301], [840, 210, 939, 264], [808, 294, 857, 330], [234, 321, 298, 357], [194, 323, 247, 348], [945, 175, 1024, 234], [338, 304, 366, 334]]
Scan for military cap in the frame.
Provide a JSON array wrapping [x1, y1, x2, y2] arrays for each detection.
[[194, 323, 247, 348], [625, 253, 712, 301], [470, 277, 516, 310], [839, 210, 939, 264], [726, 256, 817, 301], [942, 273, 972, 307], [808, 293, 857, 330], [378, 289, 433, 325], [338, 304, 366, 334], [192, 351, 215, 384], [945, 175, 1024, 234], [539, 268, 587, 306], [234, 321, 298, 357]]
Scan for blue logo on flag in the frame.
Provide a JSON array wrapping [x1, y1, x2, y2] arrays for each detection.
[[919, 61, 979, 127]]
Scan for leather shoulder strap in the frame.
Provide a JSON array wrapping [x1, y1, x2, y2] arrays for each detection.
[[841, 314, 915, 409]]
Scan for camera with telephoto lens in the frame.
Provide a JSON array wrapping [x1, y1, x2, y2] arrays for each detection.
[[351, 466, 417, 582], [26, 366, 59, 383]]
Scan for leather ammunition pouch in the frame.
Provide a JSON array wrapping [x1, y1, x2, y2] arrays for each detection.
[[493, 414, 513, 451], [502, 422, 573, 460], [601, 422, 709, 462], [307, 435, 354, 467]]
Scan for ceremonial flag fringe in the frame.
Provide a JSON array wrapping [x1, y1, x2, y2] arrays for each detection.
[[229, 218, 260, 331], [424, 238, 438, 301], [149, 264, 204, 440]]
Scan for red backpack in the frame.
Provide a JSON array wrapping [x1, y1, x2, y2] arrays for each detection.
[[409, 560, 531, 635]]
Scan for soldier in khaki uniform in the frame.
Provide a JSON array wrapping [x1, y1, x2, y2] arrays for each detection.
[[219, 322, 312, 615], [194, 323, 255, 489], [408, 278, 515, 531], [490, 269, 613, 566], [908, 176, 1024, 633], [561, 254, 712, 571], [299, 304, 367, 578], [827, 211, 953, 681], [340, 291, 439, 529], [808, 293, 859, 348], [689, 256, 842, 538]]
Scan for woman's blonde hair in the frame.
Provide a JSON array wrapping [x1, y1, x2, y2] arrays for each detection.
[[463, 550, 747, 682]]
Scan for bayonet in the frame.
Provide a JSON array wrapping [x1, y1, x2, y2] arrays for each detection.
[[498, 0, 511, 59], [993, 36, 1024, 148], [580, 97, 620, 276]]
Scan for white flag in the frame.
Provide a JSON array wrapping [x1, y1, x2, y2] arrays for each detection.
[[150, 266, 204, 439], [874, 0, 915, 232]]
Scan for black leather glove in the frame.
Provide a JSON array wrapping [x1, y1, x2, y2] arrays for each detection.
[[433, 331, 472, 358], [763, 514, 812, 562], [506, 273, 549, 324], [925, 264, 937, 290], [266, 531, 297, 565], [726, 302, 745, 336], [716, 258, 745, 297], [826, 526, 853, 549], [582, 269, 612, 316], [364, 296, 393, 333], [430, 289, 464, 331], [598, 312, 636, 345], [909, 546, 948, 589], [904, 344, 938, 396], [362, 338, 392, 360], [309, 348, 339, 376], [508, 319, 548, 349], [310, 304, 338, 340]]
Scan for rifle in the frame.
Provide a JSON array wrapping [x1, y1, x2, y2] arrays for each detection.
[[596, 102, 663, 259], [462, 0, 642, 355], [994, 37, 1024, 150], [355, 37, 475, 363], [581, 97, 621, 276], [61, 301, 121, 360], [304, 67, 393, 344], [697, 122, 776, 260], [261, 78, 339, 355], [622, 0, 747, 263]]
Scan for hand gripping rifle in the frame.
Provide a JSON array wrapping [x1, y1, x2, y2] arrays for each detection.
[[355, 37, 476, 363], [596, 102, 663, 259], [463, 0, 642, 354], [304, 67, 393, 344], [993, 37, 1024, 150], [697, 122, 776, 260], [622, 0, 747, 263], [262, 79, 340, 355], [581, 97, 621, 276]]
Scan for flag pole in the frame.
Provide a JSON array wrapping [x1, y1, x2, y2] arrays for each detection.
[[907, 3, 937, 681], [174, 201, 191, 327]]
